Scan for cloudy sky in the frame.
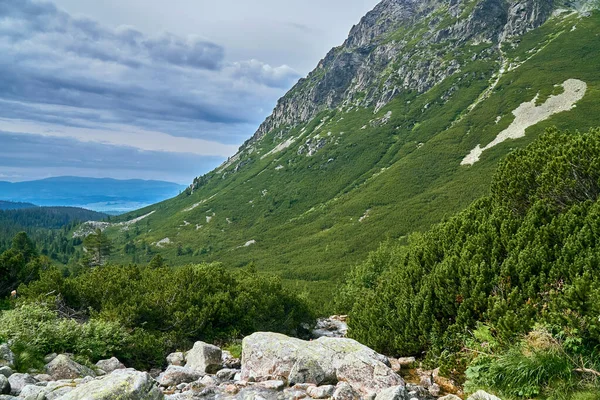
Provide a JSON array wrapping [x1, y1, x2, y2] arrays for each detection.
[[0, 0, 379, 184]]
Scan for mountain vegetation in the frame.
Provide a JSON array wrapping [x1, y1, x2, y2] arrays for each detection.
[[0, 207, 107, 265], [95, 3, 600, 306], [340, 127, 600, 397], [2, 0, 600, 398]]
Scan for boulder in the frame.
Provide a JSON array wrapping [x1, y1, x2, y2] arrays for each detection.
[[7, 373, 36, 395], [439, 395, 462, 400], [0, 367, 11, 378], [0, 346, 15, 369], [216, 368, 239, 381], [158, 366, 202, 387], [0, 375, 9, 395], [0, 396, 17, 400], [166, 352, 185, 367], [257, 380, 285, 391], [184, 341, 222, 374], [375, 385, 407, 400], [59, 369, 163, 400], [241, 332, 404, 396], [45, 355, 95, 380], [406, 384, 436, 400], [43, 380, 78, 400], [95, 357, 126, 374], [467, 390, 502, 400], [307, 385, 336, 398], [33, 374, 53, 382], [17, 385, 45, 399], [333, 382, 360, 400]]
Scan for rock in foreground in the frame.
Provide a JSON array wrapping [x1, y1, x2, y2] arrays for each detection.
[[59, 369, 162, 400], [241, 332, 404, 396]]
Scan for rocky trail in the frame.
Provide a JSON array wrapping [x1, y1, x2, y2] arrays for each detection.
[[0, 322, 503, 400]]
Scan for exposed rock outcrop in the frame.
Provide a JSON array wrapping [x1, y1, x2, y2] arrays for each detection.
[[59, 369, 162, 400], [45, 355, 95, 380], [241, 332, 403, 396]]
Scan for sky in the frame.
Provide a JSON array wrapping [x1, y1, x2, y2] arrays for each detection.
[[0, 0, 379, 184]]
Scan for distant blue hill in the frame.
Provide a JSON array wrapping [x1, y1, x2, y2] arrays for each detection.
[[0, 177, 186, 213], [0, 200, 37, 210]]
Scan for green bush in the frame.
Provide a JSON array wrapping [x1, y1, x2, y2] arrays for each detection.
[[340, 128, 600, 379], [14, 262, 312, 369], [0, 303, 132, 371], [464, 326, 600, 399]]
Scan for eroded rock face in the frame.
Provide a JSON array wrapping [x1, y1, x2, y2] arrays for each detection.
[[241, 332, 403, 396], [227, 0, 559, 172], [184, 341, 222, 374], [59, 369, 163, 400], [45, 355, 95, 380]]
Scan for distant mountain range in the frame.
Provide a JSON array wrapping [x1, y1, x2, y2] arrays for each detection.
[[0, 201, 37, 210], [0, 177, 186, 213]]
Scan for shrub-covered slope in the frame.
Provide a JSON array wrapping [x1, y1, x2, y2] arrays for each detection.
[[341, 127, 600, 395], [102, 4, 600, 297]]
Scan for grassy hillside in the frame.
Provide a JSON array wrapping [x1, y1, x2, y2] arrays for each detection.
[[100, 12, 600, 303]]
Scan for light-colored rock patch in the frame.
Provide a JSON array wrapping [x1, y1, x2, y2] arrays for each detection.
[[261, 137, 297, 159], [155, 238, 171, 248], [462, 79, 587, 165]]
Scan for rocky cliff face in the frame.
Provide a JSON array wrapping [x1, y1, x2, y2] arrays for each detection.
[[242, 0, 558, 150]]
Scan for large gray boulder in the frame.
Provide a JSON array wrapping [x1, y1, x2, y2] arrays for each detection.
[[45, 355, 95, 380], [184, 341, 222, 374], [375, 385, 407, 400], [333, 382, 360, 400], [158, 366, 202, 387], [7, 373, 36, 396], [95, 357, 126, 374], [0, 375, 9, 395], [0, 346, 14, 369], [59, 369, 163, 400], [241, 332, 404, 396], [17, 384, 46, 399]]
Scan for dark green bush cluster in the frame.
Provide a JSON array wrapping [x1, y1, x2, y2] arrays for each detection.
[[7, 263, 311, 370], [0, 232, 51, 297], [340, 128, 600, 394]]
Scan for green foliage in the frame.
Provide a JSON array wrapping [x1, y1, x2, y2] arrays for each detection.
[[82, 229, 112, 267], [15, 262, 312, 369], [96, 13, 600, 307], [464, 326, 600, 399], [0, 303, 132, 371], [0, 232, 51, 297], [341, 128, 600, 375]]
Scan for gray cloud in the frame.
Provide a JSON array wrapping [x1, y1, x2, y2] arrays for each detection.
[[0, 0, 302, 149], [0, 131, 222, 183], [0, 0, 379, 183]]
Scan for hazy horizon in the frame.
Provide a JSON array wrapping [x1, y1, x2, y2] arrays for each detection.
[[0, 0, 379, 184]]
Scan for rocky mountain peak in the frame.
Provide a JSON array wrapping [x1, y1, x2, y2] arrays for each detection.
[[227, 0, 564, 162]]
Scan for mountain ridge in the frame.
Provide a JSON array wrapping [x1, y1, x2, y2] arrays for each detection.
[[100, 1, 600, 300]]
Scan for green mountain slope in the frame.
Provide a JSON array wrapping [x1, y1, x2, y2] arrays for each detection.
[[98, 1, 600, 299]]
